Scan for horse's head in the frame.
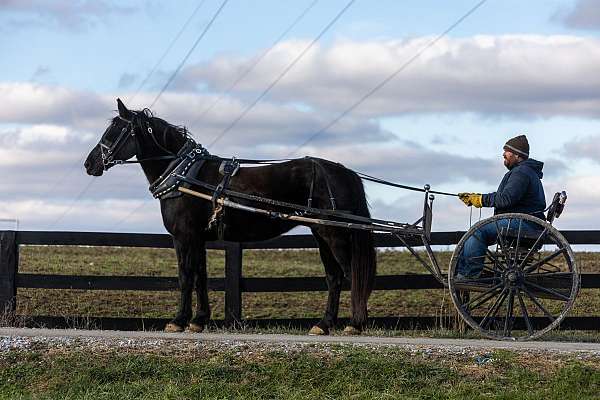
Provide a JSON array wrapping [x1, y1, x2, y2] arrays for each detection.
[[85, 98, 139, 176]]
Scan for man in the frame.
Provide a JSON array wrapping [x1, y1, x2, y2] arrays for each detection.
[[456, 135, 546, 278]]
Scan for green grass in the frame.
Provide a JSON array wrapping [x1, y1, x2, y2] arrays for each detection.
[[0, 345, 598, 399]]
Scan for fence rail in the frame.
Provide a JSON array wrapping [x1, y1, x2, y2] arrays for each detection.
[[2, 230, 600, 331]]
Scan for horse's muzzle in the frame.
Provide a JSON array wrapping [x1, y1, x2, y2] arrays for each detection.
[[84, 146, 104, 176]]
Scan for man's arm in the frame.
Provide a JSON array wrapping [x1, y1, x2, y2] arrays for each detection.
[[482, 171, 529, 209]]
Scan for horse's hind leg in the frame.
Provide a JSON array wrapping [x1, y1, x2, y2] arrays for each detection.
[[166, 238, 201, 333], [309, 228, 351, 336], [189, 243, 211, 332], [312, 228, 376, 335]]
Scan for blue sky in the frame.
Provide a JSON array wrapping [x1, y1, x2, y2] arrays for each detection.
[[1, 0, 600, 234], [1, 1, 591, 91]]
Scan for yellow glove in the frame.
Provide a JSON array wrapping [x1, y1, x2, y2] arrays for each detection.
[[458, 192, 483, 208]]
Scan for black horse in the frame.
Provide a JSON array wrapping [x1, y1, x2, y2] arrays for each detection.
[[84, 99, 376, 335]]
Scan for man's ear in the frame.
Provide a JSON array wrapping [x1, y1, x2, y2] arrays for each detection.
[[117, 98, 131, 119]]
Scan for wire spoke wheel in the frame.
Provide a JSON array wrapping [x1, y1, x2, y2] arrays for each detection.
[[448, 213, 580, 341]]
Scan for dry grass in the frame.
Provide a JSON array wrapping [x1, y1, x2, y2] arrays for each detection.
[[10, 246, 600, 334]]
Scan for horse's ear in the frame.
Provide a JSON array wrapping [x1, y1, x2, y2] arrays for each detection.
[[117, 98, 130, 118]]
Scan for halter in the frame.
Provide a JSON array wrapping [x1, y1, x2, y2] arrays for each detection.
[[99, 111, 188, 170]]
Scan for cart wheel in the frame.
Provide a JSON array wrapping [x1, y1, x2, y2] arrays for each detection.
[[448, 213, 579, 341]]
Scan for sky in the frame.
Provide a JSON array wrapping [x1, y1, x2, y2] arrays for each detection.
[[1, 0, 600, 236]]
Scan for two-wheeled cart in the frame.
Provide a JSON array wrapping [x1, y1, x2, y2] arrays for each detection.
[[178, 176, 578, 341]]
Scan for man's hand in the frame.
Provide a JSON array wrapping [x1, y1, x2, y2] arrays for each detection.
[[458, 193, 483, 208]]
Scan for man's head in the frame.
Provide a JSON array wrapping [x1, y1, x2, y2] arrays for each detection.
[[503, 134, 529, 169]]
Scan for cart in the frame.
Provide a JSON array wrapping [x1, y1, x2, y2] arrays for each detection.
[[178, 176, 578, 341]]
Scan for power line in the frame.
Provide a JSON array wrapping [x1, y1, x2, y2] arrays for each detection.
[[110, 1, 322, 232], [42, 3, 210, 232], [39, 154, 87, 201], [128, 0, 208, 104], [108, 0, 229, 231], [207, 0, 355, 148], [287, 0, 488, 157], [48, 177, 97, 230], [150, 0, 230, 108], [189, 0, 319, 129], [110, 197, 153, 231]]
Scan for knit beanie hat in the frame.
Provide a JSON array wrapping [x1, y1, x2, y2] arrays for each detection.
[[504, 135, 529, 158]]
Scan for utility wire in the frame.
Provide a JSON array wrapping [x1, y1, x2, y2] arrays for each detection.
[[44, 2, 209, 232], [189, 0, 319, 129], [48, 177, 97, 230], [207, 0, 355, 148], [128, 0, 207, 104], [39, 154, 87, 201], [287, 0, 488, 157], [108, 0, 229, 230], [111, 197, 153, 231], [110, 1, 320, 231], [150, 0, 230, 108]]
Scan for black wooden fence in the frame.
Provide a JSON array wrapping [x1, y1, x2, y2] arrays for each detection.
[[1, 230, 600, 331]]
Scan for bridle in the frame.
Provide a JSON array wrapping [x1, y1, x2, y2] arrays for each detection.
[[99, 115, 138, 169], [99, 111, 193, 170]]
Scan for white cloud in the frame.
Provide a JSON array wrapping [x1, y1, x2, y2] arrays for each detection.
[[0, 82, 110, 129], [2, 32, 600, 232], [180, 35, 600, 119], [0, 198, 163, 232]]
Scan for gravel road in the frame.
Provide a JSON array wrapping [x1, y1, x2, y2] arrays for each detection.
[[1, 327, 599, 354]]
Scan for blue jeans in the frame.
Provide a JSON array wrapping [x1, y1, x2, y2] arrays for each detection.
[[457, 218, 540, 278]]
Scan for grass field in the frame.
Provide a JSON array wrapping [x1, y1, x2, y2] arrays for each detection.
[[1, 341, 599, 399], [4, 247, 600, 399], [13, 246, 600, 330]]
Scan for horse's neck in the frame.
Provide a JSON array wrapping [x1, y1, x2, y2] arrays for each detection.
[[138, 122, 189, 184]]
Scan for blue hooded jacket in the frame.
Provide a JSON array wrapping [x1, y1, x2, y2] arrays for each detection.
[[481, 159, 546, 219]]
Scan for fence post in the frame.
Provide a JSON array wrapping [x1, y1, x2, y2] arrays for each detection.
[[224, 242, 242, 327], [0, 231, 18, 313]]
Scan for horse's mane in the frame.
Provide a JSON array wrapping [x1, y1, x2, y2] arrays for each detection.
[[113, 108, 193, 140]]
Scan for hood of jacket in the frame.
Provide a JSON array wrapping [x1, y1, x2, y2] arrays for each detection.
[[513, 158, 544, 179]]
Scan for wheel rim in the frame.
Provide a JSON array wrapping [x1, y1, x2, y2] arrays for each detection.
[[448, 213, 580, 341]]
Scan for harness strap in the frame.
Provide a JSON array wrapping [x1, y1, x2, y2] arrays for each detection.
[[313, 160, 337, 210], [208, 158, 241, 237], [307, 161, 316, 208], [149, 143, 209, 199], [175, 174, 414, 229]]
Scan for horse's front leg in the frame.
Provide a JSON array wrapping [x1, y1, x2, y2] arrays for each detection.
[[188, 243, 210, 333], [165, 238, 198, 332]]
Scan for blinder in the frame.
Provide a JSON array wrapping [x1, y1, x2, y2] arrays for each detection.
[[99, 115, 138, 170]]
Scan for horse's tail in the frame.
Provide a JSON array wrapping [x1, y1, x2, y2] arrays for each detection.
[[350, 176, 377, 329], [351, 229, 376, 328]]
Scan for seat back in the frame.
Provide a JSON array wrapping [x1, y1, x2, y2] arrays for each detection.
[[546, 191, 567, 224]]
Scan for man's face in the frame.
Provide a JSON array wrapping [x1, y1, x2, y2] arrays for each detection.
[[503, 149, 521, 169]]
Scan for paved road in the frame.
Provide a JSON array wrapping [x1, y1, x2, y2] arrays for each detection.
[[1, 327, 599, 352]]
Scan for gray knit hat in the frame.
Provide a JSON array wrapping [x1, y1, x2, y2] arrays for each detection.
[[504, 135, 529, 158]]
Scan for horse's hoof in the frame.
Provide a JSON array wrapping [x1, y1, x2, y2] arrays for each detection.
[[164, 322, 184, 333], [308, 325, 327, 336], [186, 323, 205, 333], [342, 326, 361, 336]]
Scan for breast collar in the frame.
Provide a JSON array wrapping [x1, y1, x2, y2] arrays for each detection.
[[149, 141, 213, 199]]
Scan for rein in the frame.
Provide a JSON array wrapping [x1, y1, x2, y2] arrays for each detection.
[[100, 111, 458, 199], [357, 172, 459, 197]]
